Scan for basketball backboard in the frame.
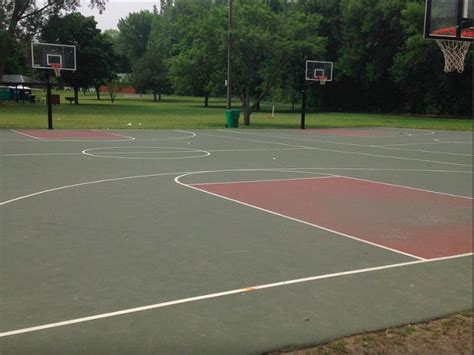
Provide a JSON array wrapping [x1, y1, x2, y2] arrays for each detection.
[[305, 61, 333, 83], [424, 0, 473, 41], [31, 42, 77, 71]]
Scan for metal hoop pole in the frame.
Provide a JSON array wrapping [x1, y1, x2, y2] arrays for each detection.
[[301, 83, 306, 130], [45, 71, 53, 130]]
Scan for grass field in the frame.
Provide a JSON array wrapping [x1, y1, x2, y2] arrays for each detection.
[[0, 91, 472, 130]]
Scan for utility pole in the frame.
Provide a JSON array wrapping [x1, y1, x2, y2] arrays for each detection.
[[226, 0, 232, 110]]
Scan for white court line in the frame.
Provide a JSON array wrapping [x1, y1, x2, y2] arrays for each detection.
[[82, 146, 210, 160], [10, 129, 136, 142], [0, 153, 83, 157], [1, 253, 471, 338], [381, 140, 472, 147], [280, 167, 472, 174], [247, 169, 474, 199], [0, 148, 307, 158], [92, 130, 136, 140], [438, 138, 473, 141], [175, 173, 426, 261], [201, 132, 472, 167], [301, 127, 436, 138], [10, 129, 42, 140], [0, 172, 184, 206], [189, 175, 335, 186], [1, 168, 471, 207], [208, 147, 311, 152], [216, 129, 472, 159], [91, 151, 207, 154], [372, 145, 473, 157], [3, 130, 196, 143], [341, 176, 473, 200], [173, 130, 197, 139]]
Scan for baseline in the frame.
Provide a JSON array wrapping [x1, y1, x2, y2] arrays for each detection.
[[10, 129, 136, 142], [201, 131, 472, 168], [215, 130, 472, 158]]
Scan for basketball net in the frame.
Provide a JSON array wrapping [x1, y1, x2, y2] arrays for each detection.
[[50, 63, 62, 77], [315, 76, 327, 85], [436, 40, 471, 73]]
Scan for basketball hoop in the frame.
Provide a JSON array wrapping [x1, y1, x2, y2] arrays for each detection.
[[315, 75, 327, 85], [49, 63, 62, 77], [435, 40, 471, 73], [428, 25, 473, 73]]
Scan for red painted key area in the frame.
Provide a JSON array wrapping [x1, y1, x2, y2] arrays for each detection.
[[192, 177, 472, 259]]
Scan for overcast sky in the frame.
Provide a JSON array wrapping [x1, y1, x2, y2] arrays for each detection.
[[78, 0, 159, 31]]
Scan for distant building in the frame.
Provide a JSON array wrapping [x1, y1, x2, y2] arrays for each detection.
[[99, 73, 136, 94]]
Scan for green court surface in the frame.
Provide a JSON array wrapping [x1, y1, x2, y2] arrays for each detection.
[[0, 127, 472, 354]]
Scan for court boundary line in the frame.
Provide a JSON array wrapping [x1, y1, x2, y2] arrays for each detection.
[[176, 173, 426, 260], [91, 129, 136, 140], [1, 253, 471, 338], [201, 131, 472, 168], [10, 129, 42, 140], [10, 129, 136, 142], [300, 127, 436, 138], [0, 152, 83, 157], [215, 129, 472, 159], [379, 140, 473, 147]]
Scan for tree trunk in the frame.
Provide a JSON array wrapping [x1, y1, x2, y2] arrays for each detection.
[[204, 93, 209, 107], [244, 87, 251, 125], [153, 90, 157, 102], [255, 100, 260, 112], [243, 109, 251, 126], [292, 89, 295, 111], [95, 85, 101, 100], [158, 92, 162, 101], [0, 7, 19, 76], [0, 33, 13, 76], [73, 85, 79, 105]]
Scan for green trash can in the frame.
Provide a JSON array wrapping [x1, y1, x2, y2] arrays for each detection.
[[225, 109, 240, 128]]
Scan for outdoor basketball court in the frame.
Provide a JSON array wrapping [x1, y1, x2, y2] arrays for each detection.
[[0, 127, 472, 353]]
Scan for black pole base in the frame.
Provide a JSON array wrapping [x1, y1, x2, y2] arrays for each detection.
[[46, 71, 53, 130]]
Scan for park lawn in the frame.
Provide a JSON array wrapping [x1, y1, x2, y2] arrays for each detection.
[[0, 92, 472, 130]]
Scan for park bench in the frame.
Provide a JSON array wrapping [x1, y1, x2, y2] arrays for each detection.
[[65, 96, 75, 104]]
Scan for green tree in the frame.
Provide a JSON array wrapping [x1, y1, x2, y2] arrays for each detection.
[[117, 11, 154, 63], [390, 2, 472, 115], [167, 2, 227, 107], [131, 48, 169, 102], [104, 29, 131, 73], [337, 0, 410, 111], [0, 0, 106, 76], [231, 1, 325, 125]]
